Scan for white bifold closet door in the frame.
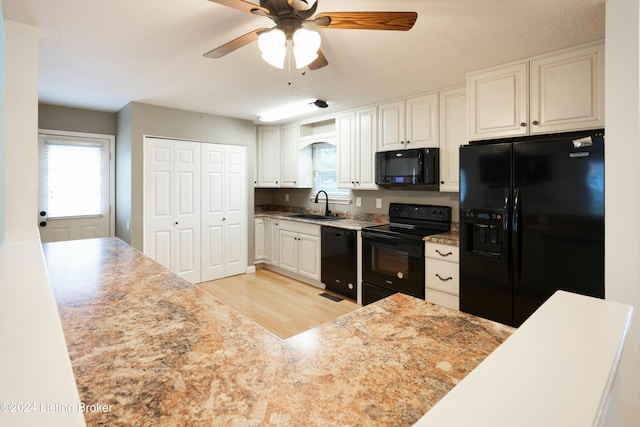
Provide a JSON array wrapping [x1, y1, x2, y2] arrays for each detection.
[[144, 138, 201, 283], [201, 143, 247, 282], [144, 137, 246, 284]]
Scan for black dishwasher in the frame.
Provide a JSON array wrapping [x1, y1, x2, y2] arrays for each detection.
[[321, 226, 357, 300]]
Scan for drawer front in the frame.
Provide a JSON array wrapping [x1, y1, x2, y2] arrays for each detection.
[[425, 242, 459, 263], [425, 289, 459, 311], [425, 258, 460, 295]]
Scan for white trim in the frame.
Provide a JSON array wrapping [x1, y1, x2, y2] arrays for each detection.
[[38, 129, 116, 238]]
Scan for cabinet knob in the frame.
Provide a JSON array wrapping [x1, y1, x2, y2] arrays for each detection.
[[356, 181, 360, 185], [520, 122, 526, 127], [406, 140, 411, 144], [532, 120, 539, 126], [440, 181, 445, 184]]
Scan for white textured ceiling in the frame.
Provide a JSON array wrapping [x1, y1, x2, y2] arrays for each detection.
[[2, 0, 605, 123]]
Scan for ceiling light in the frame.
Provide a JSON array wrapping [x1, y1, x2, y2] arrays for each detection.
[[258, 99, 329, 123], [292, 28, 320, 68], [258, 28, 321, 70], [258, 29, 286, 69]]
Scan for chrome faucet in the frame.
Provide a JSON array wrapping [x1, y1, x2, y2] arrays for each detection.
[[314, 190, 330, 216]]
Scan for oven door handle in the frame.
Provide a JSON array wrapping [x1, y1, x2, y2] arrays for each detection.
[[362, 233, 403, 241]]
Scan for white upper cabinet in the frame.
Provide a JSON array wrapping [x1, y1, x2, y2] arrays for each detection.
[[378, 92, 439, 151], [256, 125, 311, 188], [256, 126, 280, 187], [468, 42, 604, 141], [438, 86, 467, 192], [529, 43, 604, 134], [467, 62, 529, 140], [337, 106, 378, 190]]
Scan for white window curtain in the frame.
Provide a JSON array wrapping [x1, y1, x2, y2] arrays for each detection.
[[45, 141, 103, 218]]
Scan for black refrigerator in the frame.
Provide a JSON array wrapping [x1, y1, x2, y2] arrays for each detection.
[[459, 130, 604, 327]]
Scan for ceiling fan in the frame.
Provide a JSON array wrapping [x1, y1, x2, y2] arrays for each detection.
[[203, 0, 418, 70]]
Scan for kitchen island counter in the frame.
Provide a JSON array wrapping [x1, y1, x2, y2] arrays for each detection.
[[43, 237, 513, 426]]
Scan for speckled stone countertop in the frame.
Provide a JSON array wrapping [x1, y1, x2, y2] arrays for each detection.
[[256, 211, 386, 231], [424, 223, 460, 246], [43, 237, 513, 426]]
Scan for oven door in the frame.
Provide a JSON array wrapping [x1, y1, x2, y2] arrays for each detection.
[[361, 231, 425, 302]]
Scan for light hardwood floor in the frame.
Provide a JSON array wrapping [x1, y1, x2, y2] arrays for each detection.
[[197, 269, 360, 339]]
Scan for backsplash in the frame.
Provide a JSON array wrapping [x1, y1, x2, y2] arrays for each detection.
[[255, 204, 389, 223]]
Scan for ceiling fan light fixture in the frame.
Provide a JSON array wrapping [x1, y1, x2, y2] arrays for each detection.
[[258, 29, 286, 69], [258, 98, 329, 123], [292, 28, 321, 68]]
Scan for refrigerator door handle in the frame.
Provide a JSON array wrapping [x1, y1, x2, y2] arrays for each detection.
[[513, 187, 521, 287], [503, 188, 510, 231]]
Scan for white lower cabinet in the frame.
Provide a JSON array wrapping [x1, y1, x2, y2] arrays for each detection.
[[277, 219, 321, 282], [254, 217, 270, 263], [425, 242, 460, 310]]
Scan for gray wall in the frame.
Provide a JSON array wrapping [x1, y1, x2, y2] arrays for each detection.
[[116, 102, 257, 252], [39, 103, 117, 135]]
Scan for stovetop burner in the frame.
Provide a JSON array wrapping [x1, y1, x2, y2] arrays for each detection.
[[363, 203, 452, 240]]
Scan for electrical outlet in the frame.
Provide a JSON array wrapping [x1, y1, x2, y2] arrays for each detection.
[[285, 193, 289, 202], [356, 197, 361, 207], [376, 198, 382, 209]]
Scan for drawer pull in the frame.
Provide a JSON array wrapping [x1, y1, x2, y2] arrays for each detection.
[[435, 249, 453, 257], [435, 273, 453, 282]]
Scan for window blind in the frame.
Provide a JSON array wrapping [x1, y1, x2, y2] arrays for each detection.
[[45, 142, 103, 218]]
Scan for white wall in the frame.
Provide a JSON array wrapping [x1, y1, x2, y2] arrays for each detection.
[[605, 0, 640, 425], [0, 18, 85, 427], [4, 19, 38, 242]]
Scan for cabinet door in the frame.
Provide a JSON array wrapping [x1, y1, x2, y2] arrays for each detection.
[[143, 138, 201, 284], [144, 138, 175, 271], [468, 62, 528, 140], [201, 143, 225, 281], [406, 93, 439, 148], [438, 87, 467, 192], [257, 126, 280, 187], [201, 144, 247, 281], [222, 145, 247, 277], [270, 220, 280, 266], [174, 141, 201, 284], [280, 124, 298, 187], [530, 44, 604, 134], [355, 106, 378, 189], [254, 218, 266, 262], [279, 229, 298, 274], [378, 100, 405, 151], [297, 233, 321, 281], [337, 111, 356, 189]]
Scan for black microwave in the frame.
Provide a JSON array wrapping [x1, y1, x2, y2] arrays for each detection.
[[375, 148, 440, 190]]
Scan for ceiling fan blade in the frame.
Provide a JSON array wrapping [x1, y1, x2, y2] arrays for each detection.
[[307, 49, 328, 70], [203, 28, 269, 58], [314, 11, 417, 31], [208, 0, 269, 15]]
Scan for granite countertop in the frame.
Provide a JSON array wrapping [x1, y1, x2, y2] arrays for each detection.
[[256, 211, 386, 230], [43, 237, 513, 426], [423, 229, 460, 246]]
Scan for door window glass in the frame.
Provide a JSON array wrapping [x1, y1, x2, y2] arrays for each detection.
[[45, 141, 103, 218]]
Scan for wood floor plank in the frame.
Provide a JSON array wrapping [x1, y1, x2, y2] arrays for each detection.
[[197, 269, 360, 339]]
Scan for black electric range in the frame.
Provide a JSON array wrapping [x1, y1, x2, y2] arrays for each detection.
[[361, 203, 452, 305]]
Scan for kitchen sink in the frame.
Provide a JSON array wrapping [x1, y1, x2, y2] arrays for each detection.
[[287, 213, 340, 221]]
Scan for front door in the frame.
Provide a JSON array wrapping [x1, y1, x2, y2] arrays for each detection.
[[38, 131, 113, 243]]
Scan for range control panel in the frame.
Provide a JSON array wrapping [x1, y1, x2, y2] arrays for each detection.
[[390, 203, 452, 223]]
